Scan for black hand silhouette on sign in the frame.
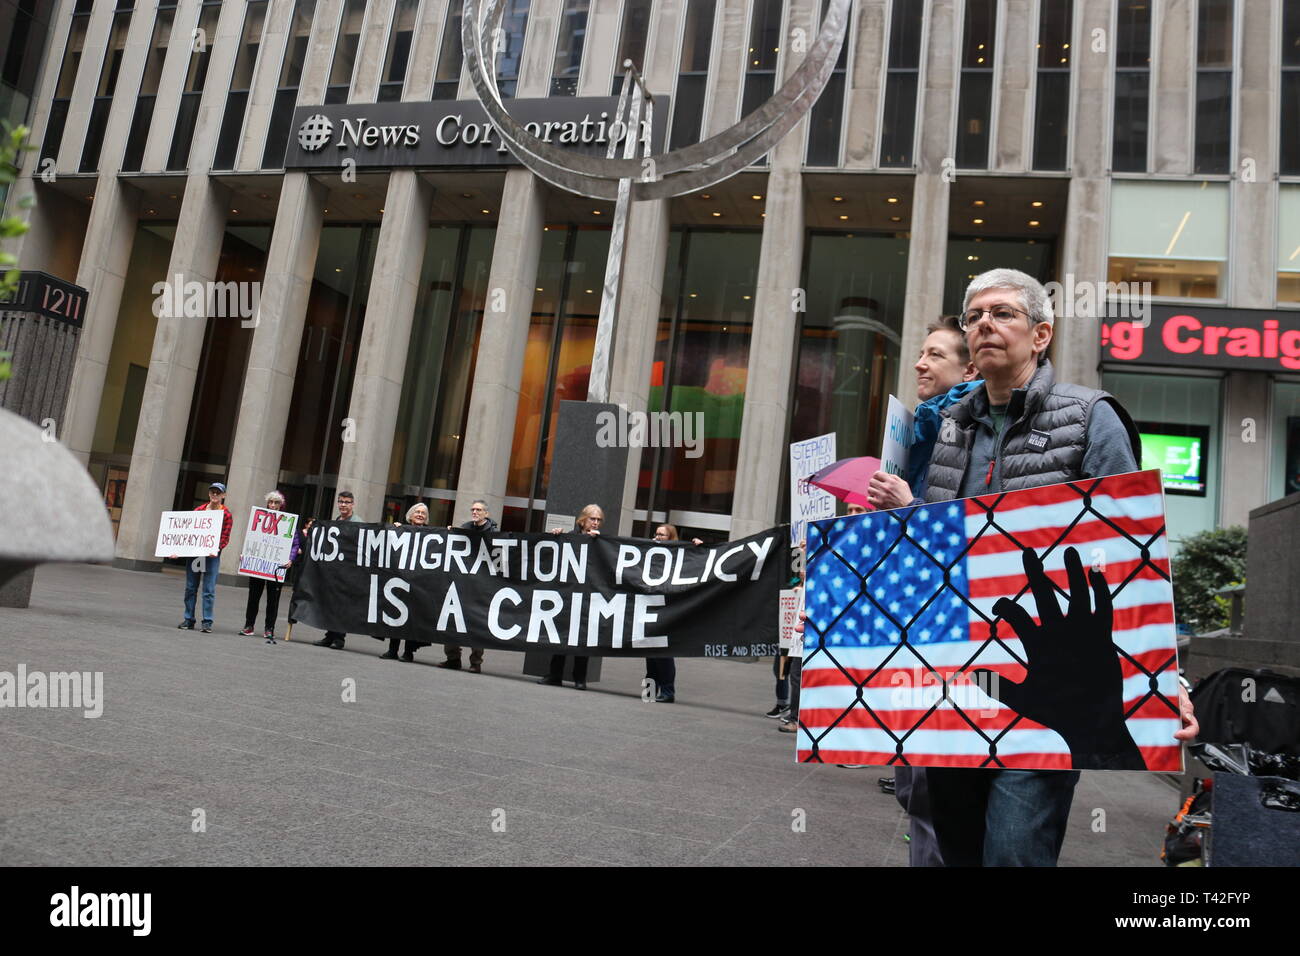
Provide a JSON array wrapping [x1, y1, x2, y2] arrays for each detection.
[[973, 546, 1147, 771]]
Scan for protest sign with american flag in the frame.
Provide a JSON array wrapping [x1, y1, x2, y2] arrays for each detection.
[[799, 470, 1182, 772]]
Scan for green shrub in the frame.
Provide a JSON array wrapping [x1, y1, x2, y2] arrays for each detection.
[[1171, 526, 1247, 634]]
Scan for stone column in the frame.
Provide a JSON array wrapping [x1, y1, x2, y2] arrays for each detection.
[[348, 0, 397, 102], [334, 172, 433, 520], [729, 167, 804, 540], [607, 199, 672, 536], [54, 0, 114, 172], [113, 178, 231, 570], [60, 179, 141, 464], [895, 0, 957, 402], [843, 0, 888, 169], [1152, 0, 1193, 175], [140, 0, 204, 172], [703, 0, 749, 137], [991, 0, 1033, 172], [219, 174, 328, 575], [235, 0, 297, 170], [402, 0, 448, 100], [57, 0, 160, 461], [577, 0, 623, 96], [452, 169, 546, 524], [1219, 0, 1279, 523], [108, 0, 249, 566], [1054, 0, 1115, 391]]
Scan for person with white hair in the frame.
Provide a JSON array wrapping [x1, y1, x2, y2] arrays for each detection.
[[241, 490, 295, 644], [904, 267, 1197, 867], [377, 502, 433, 662]]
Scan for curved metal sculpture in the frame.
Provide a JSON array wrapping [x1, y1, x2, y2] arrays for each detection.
[[462, 0, 851, 201], [463, 0, 849, 401]]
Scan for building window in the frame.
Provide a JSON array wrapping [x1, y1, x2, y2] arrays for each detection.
[[277, 225, 380, 516], [1113, 0, 1152, 173], [1282, 0, 1300, 175], [879, 0, 923, 167], [741, 0, 784, 164], [1194, 0, 1233, 174], [494, 0, 532, 98], [167, 1, 221, 170], [79, 7, 134, 172], [1102, 372, 1222, 544], [389, 225, 496, 500], [41, 8, 89, 163], [954, 0, 995, 169], [610, 0, 652, 93], [177, 226, 273, 486], [433, 0, 464, 99], [637, 228, 761, 524], [378, 0, 418, 102], [669, 0, 716, 149], [507, 224, 611, 519], [212, 1, 270, 169], [1108, 180, 1229, 299], [1271, 382, 1300, 502], [122, 5, 177, 172], [1280, 185, 1300, 303], [1032, 0, 1071, 171], [262, 0, 318, 168], [325, 0, 366, 104], [550, 0, 589, 96], [805, 0, 851, 167], [789, 233, 908, 468]]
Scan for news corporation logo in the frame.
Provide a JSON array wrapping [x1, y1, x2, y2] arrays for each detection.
[[298, 113, 334, 152]]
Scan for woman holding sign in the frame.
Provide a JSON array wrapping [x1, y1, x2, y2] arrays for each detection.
[[377, 503, 434, 662], [241, 490, 296, 644], [538, 504, 605, 690]]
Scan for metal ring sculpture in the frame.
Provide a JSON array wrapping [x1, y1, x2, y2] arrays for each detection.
[[462, 0, 851, 201]]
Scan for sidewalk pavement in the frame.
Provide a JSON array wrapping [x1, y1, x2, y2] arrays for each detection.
[[0, 563, 1179, 866]]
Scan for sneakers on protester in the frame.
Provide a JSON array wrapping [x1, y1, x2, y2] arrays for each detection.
[[778, 720, 797, 733], [436, 660, 462, 670], [240, 626, 255, 636], [177, 621, 195, 630], [764, 704, 789, 719]]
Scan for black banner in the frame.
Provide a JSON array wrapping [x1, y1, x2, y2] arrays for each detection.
[[288, 524, 789, 658]]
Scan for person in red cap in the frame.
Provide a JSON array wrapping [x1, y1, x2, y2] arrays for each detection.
[[178, 481, 233, 633]]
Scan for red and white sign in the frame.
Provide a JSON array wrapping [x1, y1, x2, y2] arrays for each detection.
[[1102, 305, 1300, 372]]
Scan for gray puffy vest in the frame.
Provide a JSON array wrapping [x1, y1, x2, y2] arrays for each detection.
[[923, 360, 1141, 503]]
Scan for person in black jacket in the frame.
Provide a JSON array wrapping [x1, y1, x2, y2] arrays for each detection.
[[437, 499, 498, 672], [538, 504, 604, 690]]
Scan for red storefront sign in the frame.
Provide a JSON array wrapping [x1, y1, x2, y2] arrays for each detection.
[[1101, 305, 1300, 371]]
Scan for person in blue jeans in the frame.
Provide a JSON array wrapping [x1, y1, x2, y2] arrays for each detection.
[[870, 269, 1198, 866], [178, 482, 233, 634]]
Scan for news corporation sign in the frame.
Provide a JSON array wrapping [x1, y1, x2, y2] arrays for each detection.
[[283, 96, 668, 171]]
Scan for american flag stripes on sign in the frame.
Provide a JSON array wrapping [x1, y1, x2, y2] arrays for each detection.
[[799, 470, 1182, 772]]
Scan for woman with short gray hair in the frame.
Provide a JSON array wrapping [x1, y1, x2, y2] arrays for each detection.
[[241, 490, 297, 643]]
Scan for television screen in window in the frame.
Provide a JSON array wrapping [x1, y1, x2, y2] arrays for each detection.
[[1136, 421, 1210, 497]]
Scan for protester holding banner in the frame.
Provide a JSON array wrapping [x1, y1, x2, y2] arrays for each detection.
[[438, 500, 499, 673], [642, 524, 701, 703], [312, 490, 360, 650], [240, 490, 296, 643], [378, 503, 434, 662], [177, 482, 233, 634], [538, 504, 604, 690], [910, 267, 1194, 867]]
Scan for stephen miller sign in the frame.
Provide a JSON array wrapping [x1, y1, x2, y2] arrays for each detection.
[[283, 97, 668, 170]]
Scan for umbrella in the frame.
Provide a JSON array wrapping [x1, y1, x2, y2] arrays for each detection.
[[806, 456, 882, 508]]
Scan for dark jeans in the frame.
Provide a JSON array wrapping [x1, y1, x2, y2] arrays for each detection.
[[895, 767, 944, 867], [549, 654, 588, 682], [925, 767, 1080, 867], [786, 658, 802, 717], [244, 578, 282, 631], [444, 643, 483, 666], [645, 657, 676, 696], [773, 654, 790, 705]]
